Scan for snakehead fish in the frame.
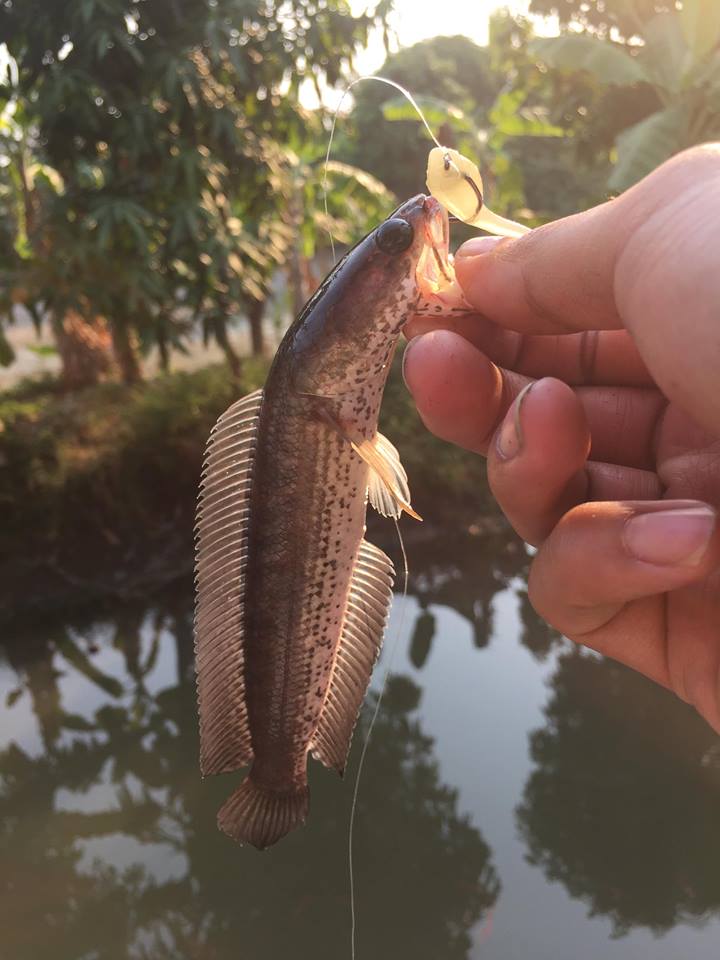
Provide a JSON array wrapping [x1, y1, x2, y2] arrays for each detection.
[[194, 194, 453, 849]]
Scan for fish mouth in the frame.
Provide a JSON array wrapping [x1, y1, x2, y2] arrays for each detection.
[[414, 196, 469, 315]]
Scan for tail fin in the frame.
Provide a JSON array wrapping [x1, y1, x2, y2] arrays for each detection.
[[217, 776, 309, 849]]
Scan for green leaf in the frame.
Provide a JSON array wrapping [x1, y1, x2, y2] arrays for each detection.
[[693, 49, 720, 90], [323, 160, 392, 199], [382, 95, 472, 134], [530, 35, 650, 86], [680, 0, 720, 64], [608, 105, 688, 192], [13, 232, 31, 260], [28, 162, 64, 194], [640, 14, 690, 93], [489, 90, 565, 139], [96, 30, 110, 61], [79, 0, 96, 23], [27, 344, 58, 357]]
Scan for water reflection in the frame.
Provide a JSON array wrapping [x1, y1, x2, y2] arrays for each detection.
[[0, 588, 499, 960], [517, 589, 563, 662], [402, 525, 527, 655], [4, 530, 720, 958], [517, 649, 720, 937]]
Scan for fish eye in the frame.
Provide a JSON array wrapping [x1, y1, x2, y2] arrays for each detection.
[[375, 218, 414, 255]]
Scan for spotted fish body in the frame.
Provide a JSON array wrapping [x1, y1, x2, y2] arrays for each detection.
[[194, 195, 446, 848]]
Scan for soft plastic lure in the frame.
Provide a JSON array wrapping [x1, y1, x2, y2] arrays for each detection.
[[323, 77, 530, 251], [426, 146, 530, 238]]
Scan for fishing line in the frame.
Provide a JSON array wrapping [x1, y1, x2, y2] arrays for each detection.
[[348, 515, 410, 960], [322, 76, 442, 260]]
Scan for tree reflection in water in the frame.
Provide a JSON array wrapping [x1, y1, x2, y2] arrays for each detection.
[[0, 587, 499, 960], [517, 649, 720, 937], [402, 526, 527, 658]]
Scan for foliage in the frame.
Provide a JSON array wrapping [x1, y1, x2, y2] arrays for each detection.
[[0, 0, 393, 381], [0, 354, 495, 618], [347, 25, 608, 224], [530, 0, 677, 39], [529, 0, 720, 190], [0, 361, 265, 615], [0, 603, 500, 960], [339, 35, 500, 205], [517, 649, 720, 936]]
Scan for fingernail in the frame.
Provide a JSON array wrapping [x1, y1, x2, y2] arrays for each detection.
[[456, 236, 503, 259], [402, 336, 421, 388], [623, 506, 717, 566], [496, 382, 533, 460]]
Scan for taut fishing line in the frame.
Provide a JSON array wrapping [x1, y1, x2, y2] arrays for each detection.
[[348, 516, 410, 960], [322, 76, 442, 260]]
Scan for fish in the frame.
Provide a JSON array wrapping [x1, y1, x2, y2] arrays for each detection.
[[193, 194, 453, 849]]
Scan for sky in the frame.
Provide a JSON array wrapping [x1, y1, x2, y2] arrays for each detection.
[[305, 0, 555, 107], [355, 0, 536, 68]]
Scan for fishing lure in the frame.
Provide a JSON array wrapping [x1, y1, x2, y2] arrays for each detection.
[[426, 146, 530, 238], [323, 76, 531, 255]]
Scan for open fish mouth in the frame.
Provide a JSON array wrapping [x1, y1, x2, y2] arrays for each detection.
[[414, 196, 469, 315]]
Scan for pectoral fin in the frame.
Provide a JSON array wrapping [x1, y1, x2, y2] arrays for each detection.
[[351, 432, 422, 522]]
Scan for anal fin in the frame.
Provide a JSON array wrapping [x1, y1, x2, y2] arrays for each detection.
[[310, 539, 395, 774]]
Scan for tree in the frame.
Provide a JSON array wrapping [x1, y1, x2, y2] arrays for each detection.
[[0, 0, 393, 384], [517, 649, 720, 936], [340, 35, 500, 204], [342, 26, 608, 225], [0, 592, 501, 960], [529, 0, 720, 190], [531, 0, 681, 40]]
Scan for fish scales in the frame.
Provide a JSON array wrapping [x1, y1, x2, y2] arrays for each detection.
[[195, 194, 451, 848], [244, 395, 369, 782]]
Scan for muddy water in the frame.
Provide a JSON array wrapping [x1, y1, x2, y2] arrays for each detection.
[[2, 530, 720, 960]]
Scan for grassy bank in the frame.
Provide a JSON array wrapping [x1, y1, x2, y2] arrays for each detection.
[[0, 357, 495, 621]]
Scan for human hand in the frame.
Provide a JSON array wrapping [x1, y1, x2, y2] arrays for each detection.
[[404, 145, 720, 731]]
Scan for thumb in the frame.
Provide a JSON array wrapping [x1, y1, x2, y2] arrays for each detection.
[[454, 145, 720, 435]]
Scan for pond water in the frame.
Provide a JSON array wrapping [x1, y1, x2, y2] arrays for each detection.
[[2, 529, 720, 960]]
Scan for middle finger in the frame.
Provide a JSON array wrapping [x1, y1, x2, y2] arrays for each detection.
[[404, 312, 653, 387], [403, 330, 666, 470]]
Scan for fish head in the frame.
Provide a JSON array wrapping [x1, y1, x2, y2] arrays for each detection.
[[291, 195, 456, 396]]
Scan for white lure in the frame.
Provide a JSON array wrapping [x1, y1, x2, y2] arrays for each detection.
[[426, 146, 530, 238]]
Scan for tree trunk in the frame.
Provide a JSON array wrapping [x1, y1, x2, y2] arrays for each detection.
[[157, 325, 170, 374], [287, 190, 307, 320], [247, 298, 266, 356], [213, 316, 242, 381], [53, 311, 113, 391], [111, 323, 142, 384]]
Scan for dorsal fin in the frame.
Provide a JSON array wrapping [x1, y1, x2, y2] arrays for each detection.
[[309, 539, 394, 774], [194, 388, 263, 777]]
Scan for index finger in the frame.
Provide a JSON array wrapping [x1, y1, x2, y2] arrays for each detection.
[[454, 145, 720, 336]]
